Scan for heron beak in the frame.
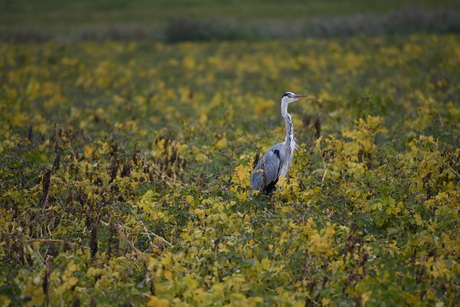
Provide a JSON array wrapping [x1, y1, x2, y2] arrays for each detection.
[[293, 94, 308, 98]]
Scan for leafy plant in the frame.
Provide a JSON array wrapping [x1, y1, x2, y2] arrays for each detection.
[[0, 34, 459, 306]]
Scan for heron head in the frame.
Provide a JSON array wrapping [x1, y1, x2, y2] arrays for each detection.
[[282, 92, 308, 104]]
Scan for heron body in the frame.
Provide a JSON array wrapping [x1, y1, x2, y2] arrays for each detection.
[[250, 92, 308, 193]]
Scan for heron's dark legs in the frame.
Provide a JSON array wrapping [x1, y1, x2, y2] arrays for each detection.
[[263, 186, 276, 212], [269, 194, 275, 212], [263, 178, 278, 195]]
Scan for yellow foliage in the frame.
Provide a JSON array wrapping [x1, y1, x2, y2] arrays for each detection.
[[215, 137, 227, 149], [164, 270, 173, 281], [146, 296, 170, 307], [253, 97, 275, 115], [1, 34, 459, 306], [83, 144, 95, 159], [185, 195, 194, 205], [0, 295, 11, 307], [232, 164, 250, 187], [308, 222, 336, 257]]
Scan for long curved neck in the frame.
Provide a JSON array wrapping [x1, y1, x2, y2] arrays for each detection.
[[281, 101, 293, 143]]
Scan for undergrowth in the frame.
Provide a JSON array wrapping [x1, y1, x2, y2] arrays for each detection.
[[0, 34, 459, 306]]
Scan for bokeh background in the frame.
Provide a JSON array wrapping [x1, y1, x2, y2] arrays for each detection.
[[1, 0, 460, 42]]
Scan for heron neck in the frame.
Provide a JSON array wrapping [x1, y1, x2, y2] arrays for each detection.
[[281, 101, 293, 143]]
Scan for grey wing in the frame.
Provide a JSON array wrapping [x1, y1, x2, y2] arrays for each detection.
[[250, 144, 283, 191]]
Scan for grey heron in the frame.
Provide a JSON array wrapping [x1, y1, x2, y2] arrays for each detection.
[[250, 92, 308, 194]]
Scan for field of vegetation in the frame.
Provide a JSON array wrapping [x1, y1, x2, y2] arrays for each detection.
[[1, 33, 459, 306]]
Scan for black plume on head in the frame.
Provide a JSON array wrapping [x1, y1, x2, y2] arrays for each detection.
[[282, 92, 294, 97]]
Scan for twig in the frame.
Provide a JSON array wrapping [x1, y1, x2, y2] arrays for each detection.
[[139, 221, 173, 247], [139, 221, 153, 242], [149, 163, 184, 187], [115, 223, 148, 262], [446, 162, 460, 178], [321, 166, 328, 183], [320, 154, 328, 183]]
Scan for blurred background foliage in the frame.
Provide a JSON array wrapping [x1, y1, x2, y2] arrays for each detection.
[[1, 0, 460, 42]]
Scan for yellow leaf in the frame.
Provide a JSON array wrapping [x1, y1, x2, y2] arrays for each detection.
[[215, 137, 227, 149], [84, 144, 95, 159], [183, 275, 198, 289], [232, 164, 249, 185], [0, 295, 11, 307], [10, 111, 29, 127], [67, 261, 78, 273], [212, 283, 224, 291], [164, 270, 173, 281], [253, 97, 275, 115], [261, 258, 271, 270], [362, 291, 371, 306], [281, 206, 291, 213], [146, 296, 170, 307], [65, 276, 79, 289], [87, 267, 104, 277], [185, 195, 194, 205]]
